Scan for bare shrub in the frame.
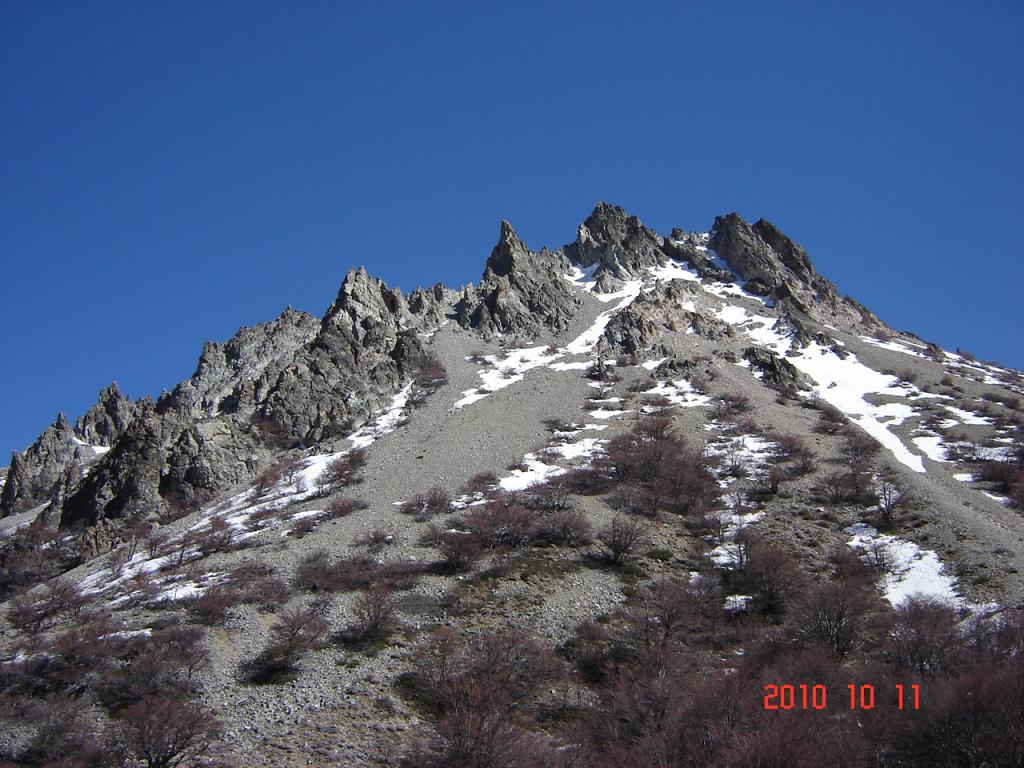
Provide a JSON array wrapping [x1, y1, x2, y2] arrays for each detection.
[[254, 461, 287, 497], [771, 433, 818, 476], [464, 500, 537, 548], [251, 413, 299, 449], [819, 471, 856, 505], [714, 392, 752, 420], [607, 483, 660, 518], [345, 585, 397, 644], [862, 540, 892, 574], [117, 696, 221, 768], [828, 545, 876, 585], [126, 568, 160, 606], [419, 680, 537, 768], [106, 547, 130, 580], [840, 427, 881, 499], [597, 514, 649, 566], [186, 585, 239, 625], [409, 626, 464, 702], [981, 391, 1020, 410], [875, 471, 911, 529], [544, 417, 580, 433], [7, 579, 92, 637], [20, 617, 125, 698], [414, 352, 449, 391], [754, 464, 786, 495], [378, 560, 430, 591], [401, 486, 452, 521], [293, 549, 339, 592], [20, 697, 115, 767], [293, 550, 378, 592], [196, 516, 235, 556], [319, 448, 367, 493], [885, 596, 962, 676], [741, 541, 802, 613], [418, 523, 447, 547], [288, 514, 320, 537], [96, 626, 209, 708], [525, 477, 573, 511], [883, 660, 1024, 768], [813, 401, 847, 434], [627, 577, 717, 646], [358, 529, 395, 554], [225, 564, 290, 611], [324, 496, 368, 520], [533, 509, 592, 547], [790, 578, 876, 656], [244, 507, 281, 531], [561, 467, 613, 495], [438, 533, 484, 573], [598, 417, 718, 516], [246, 605, 329, 683]]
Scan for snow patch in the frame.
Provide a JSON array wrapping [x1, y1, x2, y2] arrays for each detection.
[[847, 523, 960, 607]]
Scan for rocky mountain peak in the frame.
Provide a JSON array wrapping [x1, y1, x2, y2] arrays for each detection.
[[483, 220, 530, 278], [76, 383, 138, 447], [158, 307, 320, 419], [565, 202, 667, 283], [708, 212, 878, 328], [2, 412, 82, 516], [708, 212, 827, 299], [455, 220, 579, 338], [322, 266, 406, 345]]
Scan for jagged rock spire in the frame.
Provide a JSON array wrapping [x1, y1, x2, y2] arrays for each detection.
[[709, 212, 880, 328], [484, 220, 530, 278], [565, 202, 667, 282], [455, 219, 579, 338]]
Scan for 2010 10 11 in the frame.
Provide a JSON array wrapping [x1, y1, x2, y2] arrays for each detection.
[[763, 683, 920, 711]]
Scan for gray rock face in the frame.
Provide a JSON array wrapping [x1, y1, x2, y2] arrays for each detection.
[[76, 383, 139, 446], [60, 406, 165, 528], [708, 212, 880, 329], [255, 267, 431, 444], [565, 202, 668, 285], [600, 280, 711, 356], [742, 347, 807, 395], [47, 267, 448, 531], [159, 307, 320, 419], [2, 384, 143, 518], [663, 230, 734, 282], [455, 221, 581, 338], [8, 203, 905, 538], [1, 415, 91, 517]]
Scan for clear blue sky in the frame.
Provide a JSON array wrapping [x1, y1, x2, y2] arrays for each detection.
[[2, 1, 1022, 459]]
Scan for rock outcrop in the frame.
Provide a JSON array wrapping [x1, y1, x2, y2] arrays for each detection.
[[709, 212, 881, 329], [59, 405, 166, 528], [565, 203, 668, 287], [0, 414, 99, 517], [742, 347, 807, 396], [662, 230, 734, 282], [158, 307, 320, 419], [75, 383, 139, 446], [33, 267, 448, 531], [255, 267, 433, 444], [4, 203, 904, 537], [455, 221, 580, 338]]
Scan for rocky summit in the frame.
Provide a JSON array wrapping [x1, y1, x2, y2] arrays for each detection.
[[2, 203, 1023, 767]]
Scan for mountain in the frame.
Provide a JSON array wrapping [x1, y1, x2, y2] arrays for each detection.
[[2, 203, 1022, 767]]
